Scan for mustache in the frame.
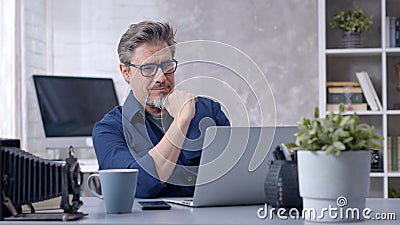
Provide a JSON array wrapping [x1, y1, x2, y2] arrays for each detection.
[[149, 82, 170, 90]]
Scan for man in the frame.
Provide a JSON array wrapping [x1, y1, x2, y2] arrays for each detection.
[[92, 21, 230, 198]]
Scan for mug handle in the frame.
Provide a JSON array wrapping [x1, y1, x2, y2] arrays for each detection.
[[87, 174, 103, 199]]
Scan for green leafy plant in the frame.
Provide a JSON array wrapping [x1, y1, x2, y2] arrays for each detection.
[[329, 6, 373, 33], [286, 103, 383, 156], [389, 188, 400, 198]]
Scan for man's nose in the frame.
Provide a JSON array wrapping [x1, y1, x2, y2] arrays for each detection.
[[153, 67, 166, 82]]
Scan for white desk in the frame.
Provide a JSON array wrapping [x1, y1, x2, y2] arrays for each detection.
[[3, 198, 399, 224]]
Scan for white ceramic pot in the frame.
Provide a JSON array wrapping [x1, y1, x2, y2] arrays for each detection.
[[297, 151, 371, 222]]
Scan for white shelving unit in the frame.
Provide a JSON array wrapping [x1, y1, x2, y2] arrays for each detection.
[[319, 0, 400, 198]]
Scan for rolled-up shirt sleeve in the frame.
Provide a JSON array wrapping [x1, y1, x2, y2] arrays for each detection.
[[92, 116, 165, 198], [212, 101, 230, 126]]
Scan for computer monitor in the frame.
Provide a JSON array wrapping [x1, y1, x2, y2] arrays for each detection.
[[33, 75, 119, 149]]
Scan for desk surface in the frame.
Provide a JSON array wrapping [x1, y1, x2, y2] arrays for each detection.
[[3, 197, 400, 224]]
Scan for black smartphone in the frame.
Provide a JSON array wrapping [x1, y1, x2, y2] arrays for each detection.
[[137, 201, 171, 210]]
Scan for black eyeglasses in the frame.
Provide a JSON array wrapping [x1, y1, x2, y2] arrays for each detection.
[[126, 59, 178, 77]]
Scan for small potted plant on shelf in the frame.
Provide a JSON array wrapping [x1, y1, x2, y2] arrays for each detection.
[[329, 6, 373, 48], [286, 103, 383, 222]]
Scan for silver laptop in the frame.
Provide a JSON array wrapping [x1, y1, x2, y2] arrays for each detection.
[[164, 126, 297, 207]]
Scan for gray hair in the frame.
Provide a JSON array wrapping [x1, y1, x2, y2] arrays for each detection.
[[117, 21, 176, 67]]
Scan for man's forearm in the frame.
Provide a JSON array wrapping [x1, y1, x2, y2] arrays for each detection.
[[148, 117, 191, 183]]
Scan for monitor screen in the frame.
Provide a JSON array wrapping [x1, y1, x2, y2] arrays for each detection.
[[33, 75, 119, 149]]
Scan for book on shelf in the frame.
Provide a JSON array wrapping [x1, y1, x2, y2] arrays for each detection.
[[326, 103, 367, 112], [398, 136, 400, 172], [364, 72, 383, 110], [327, 87, 362, 93], [388, 16, 399, 48], [386, 16, 390, 48], [327, 86, 363, 104], [392, 136, 398, 172], [326, 81, 360, 87], [396, 17, 400, 47], [326, 82, 364, 104], [393, 17, 397, 47], [327, 93, 363, 104], [388, 136, 392, 172], [387, 136, 400, 172], [355, 71, 382, 111]]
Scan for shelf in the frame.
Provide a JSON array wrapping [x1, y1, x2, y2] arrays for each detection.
[[387, 110, 400, 115], [321, 0, 396, 198], [385, 49, 400, 56], [370, 172, 385, 177], [387, 172, 400, 177], [325, 48, 382, 56], [325, 111, 384, 116]]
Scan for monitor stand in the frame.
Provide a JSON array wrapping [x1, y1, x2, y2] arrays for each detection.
[[46, 146, 96, 160]]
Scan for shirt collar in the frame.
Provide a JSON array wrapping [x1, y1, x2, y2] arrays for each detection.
[[122, 90, 174, 124], [122, 91, 144, 122]]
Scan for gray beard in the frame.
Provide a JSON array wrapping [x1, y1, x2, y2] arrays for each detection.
[[146, 98, 165, 109]]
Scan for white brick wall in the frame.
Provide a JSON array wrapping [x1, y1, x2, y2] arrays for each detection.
[[21, 0, 48, 157]]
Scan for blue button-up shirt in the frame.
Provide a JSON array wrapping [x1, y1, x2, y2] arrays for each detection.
[[92, 92, 230, 198]]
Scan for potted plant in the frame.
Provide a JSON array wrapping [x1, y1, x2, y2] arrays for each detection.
[[329, 6, 373, 48], [286, 104, 383, 222]]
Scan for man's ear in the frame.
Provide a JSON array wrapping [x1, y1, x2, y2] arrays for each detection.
[[119, 63, 131, 83]]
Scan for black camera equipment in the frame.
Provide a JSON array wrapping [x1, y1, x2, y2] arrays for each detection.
[[0, 139, 86, 221], [265, 146, 302, 211]]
